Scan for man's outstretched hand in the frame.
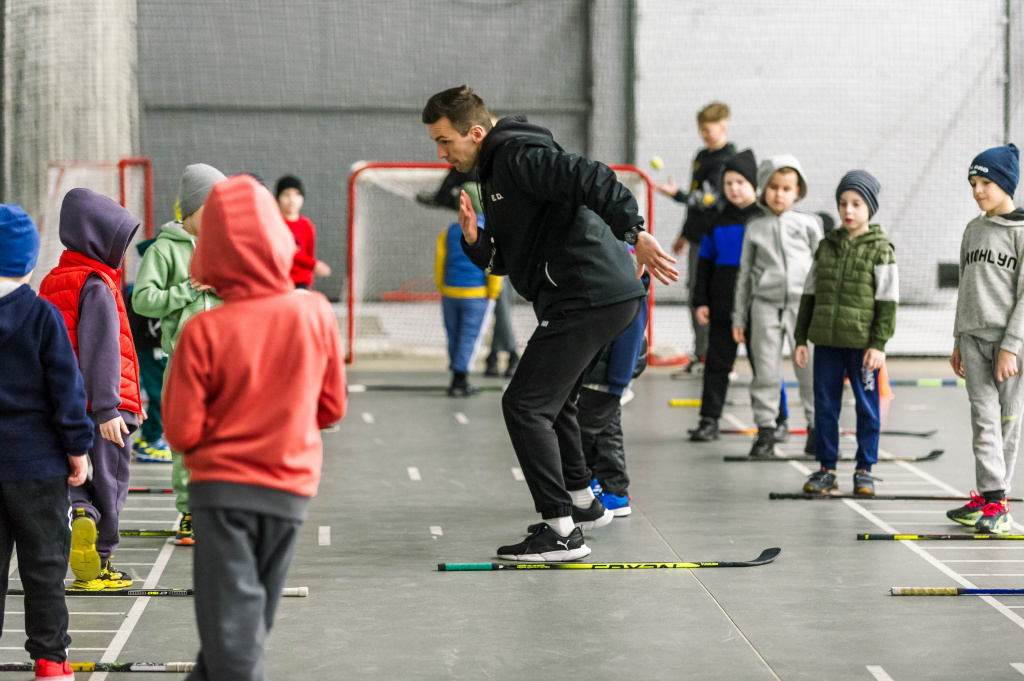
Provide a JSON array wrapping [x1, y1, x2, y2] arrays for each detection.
[[635, 231, 679, 286], [458, 190, 478, 245]]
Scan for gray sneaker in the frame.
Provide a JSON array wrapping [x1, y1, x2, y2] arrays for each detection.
[[853, 470, 882, 496], [803, 468, 838, 494]]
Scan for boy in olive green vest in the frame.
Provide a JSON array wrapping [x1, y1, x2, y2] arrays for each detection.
[[794, 170, 897, 495]]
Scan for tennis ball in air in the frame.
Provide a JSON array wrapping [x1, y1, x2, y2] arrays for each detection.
[[650, 156, 664, 170]]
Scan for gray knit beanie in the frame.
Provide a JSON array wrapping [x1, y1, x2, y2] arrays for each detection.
[[178, 163, 227, 220], [835, 170, 881, 218]]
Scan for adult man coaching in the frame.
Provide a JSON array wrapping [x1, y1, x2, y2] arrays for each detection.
[[423, 85, 678, 561]]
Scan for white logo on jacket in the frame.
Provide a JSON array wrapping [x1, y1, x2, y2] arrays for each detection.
[[490, 193, 504, 201]]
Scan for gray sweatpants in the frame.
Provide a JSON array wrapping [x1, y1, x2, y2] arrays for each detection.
[[688, 244, 709, 358], [187, 507, 303, 681], [748, 299, 814, 428], [960, 333, 1024, 495]]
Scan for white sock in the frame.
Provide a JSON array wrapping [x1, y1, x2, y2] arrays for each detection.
[[569, 486, 595, 508], [546, 516, 574, 537]]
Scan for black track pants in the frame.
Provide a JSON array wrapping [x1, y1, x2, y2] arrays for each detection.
[[578, 388, 629, 495], [502, 297, 642, 519]]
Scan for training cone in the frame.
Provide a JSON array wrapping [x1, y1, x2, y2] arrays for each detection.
[[879, 361, 893, 399]]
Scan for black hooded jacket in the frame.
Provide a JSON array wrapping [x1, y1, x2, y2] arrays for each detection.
[[462, 116, 646, 317]]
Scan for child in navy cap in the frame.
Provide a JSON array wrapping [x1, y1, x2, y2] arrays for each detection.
[[949, 143, 1024, 533], [0, 204, 93, 680]]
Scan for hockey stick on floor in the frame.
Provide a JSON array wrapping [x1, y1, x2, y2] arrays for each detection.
[[891, 587, 1024, 595], [859, 533, 1024, 540], [716, 428, 937, 438], [128, 488, 174, 494], [0, 662, 195, 673], [437, 547, 781, 571], [725, 450, 943, 463], [119, 529, 176, 537], [770, 492, 1024, 501], [6, 587, 308, 597]]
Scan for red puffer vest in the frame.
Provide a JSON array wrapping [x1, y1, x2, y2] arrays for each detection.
[[39, 251, 142, 415]]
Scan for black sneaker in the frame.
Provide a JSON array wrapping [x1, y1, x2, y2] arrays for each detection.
[[497, 524, 591, 562], [803, 468, 838, 494], [773, 421, 790, 443], [748, 427, 775, 458], [447, 372, 479, 397], [689, 417, 720, 442], [804, 426, 816, 455], [484, 359, 500, 377], [853, 470, 881, 496], [571, 497, 614, 530]]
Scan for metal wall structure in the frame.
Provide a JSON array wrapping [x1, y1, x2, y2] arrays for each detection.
[[2, 0, 139, 218], [137, 0, 636, 301]]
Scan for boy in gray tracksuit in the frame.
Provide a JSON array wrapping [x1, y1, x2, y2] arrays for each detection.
[[949, 143, 1024, 534], [732, 155, 822, 457]]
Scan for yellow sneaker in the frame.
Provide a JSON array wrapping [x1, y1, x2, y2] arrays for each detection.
[[99, 560, 134, 588], [69, 510, 101, 582], [71, 578, 106, 591]]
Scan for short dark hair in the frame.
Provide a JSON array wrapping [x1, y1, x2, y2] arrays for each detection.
[[422, 85, 493, 135]]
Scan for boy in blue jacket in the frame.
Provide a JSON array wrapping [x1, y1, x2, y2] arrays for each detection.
[[0, 205, 93, 681], [436, 183, 501, 396]]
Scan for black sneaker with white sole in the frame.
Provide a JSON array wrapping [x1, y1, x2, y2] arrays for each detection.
[[571, 497, 614, 530], [497, 524, 591, 562]]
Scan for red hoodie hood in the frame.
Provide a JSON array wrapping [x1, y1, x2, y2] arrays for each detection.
[[192, 175, 296, 300]]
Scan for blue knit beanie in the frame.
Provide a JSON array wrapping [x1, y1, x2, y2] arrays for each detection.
[[969, 143, 1019, 199], [0, 204, 40, 277], [836, 170, 881, 218]]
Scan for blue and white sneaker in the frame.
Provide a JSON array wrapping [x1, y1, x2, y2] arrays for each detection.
[[590, 479, 603, 496], [599, 492, 632, 517], [133, 437, 172, 463]]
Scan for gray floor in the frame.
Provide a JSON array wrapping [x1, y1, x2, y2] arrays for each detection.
[[4, 359, 1024, 680]]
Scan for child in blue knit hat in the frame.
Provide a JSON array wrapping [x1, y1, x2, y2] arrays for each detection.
[[0, 204, 93, 680], [949, 143, 1024, 533]]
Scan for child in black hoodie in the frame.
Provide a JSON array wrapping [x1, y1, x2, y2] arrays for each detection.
[[689, 150, 764, 440], [0, 204, 92, 680]]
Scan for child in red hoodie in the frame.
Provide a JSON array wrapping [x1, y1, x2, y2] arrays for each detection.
[[163, 175, 346, 681]]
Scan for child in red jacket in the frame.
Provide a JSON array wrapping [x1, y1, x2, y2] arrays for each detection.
[[275, 174, 330, 289], [163, 175, 346, 681]]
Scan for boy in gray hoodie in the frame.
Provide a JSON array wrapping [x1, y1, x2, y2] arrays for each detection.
[[38, 189, 143, 590], [949, 143, 1024, 533], [732, 156, 822, 457]]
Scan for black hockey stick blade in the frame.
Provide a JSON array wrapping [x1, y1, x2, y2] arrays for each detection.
[[438, 548, 781, 571], [725, 449, 943, 463], [770, 492, 1024, 501]]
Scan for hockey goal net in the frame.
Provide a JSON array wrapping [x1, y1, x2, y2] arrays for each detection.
[[28, 157, 154, 292], [345, 161, 687, 366]]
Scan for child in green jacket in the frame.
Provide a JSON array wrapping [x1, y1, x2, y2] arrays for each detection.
[[131, 163, 225, 545], [794, 170, 897, 496]]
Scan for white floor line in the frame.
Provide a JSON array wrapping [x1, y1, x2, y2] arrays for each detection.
[[454, 412, 469, 425], [1012, 662, 1024, 675], [407, 467, 421, 481], [786, 449, 1024, 632], [430, 526, 443, 536], [112, 520, 175, 524], [511, 467, 525, 481], [926, 546, 1024, 550], [960, 573, 1024, 576], [0, 646, 108, 651], [89, 521, 179, 681], [870, 510, 946, 513], [318, 526, 331, 546], [361, 412, 375, 424], [8, 553, 17, 578], [866, 665, 895, 681], [943, 559, 1024, 562]]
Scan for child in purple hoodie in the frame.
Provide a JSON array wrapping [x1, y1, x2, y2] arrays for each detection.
[[39, 188, 144, 591], [0, 204, 92, 680]]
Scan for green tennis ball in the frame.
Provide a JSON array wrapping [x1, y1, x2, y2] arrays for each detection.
[[650, 156, 664, 170]]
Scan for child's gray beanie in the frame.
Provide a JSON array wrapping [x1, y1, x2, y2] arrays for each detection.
[[178, 163, 227, 219]]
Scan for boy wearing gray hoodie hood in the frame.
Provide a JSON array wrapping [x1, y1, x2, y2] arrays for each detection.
[[38, 189, 143, 591], [732, 156, 822, 457], [948, 143, 1024, 534]]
